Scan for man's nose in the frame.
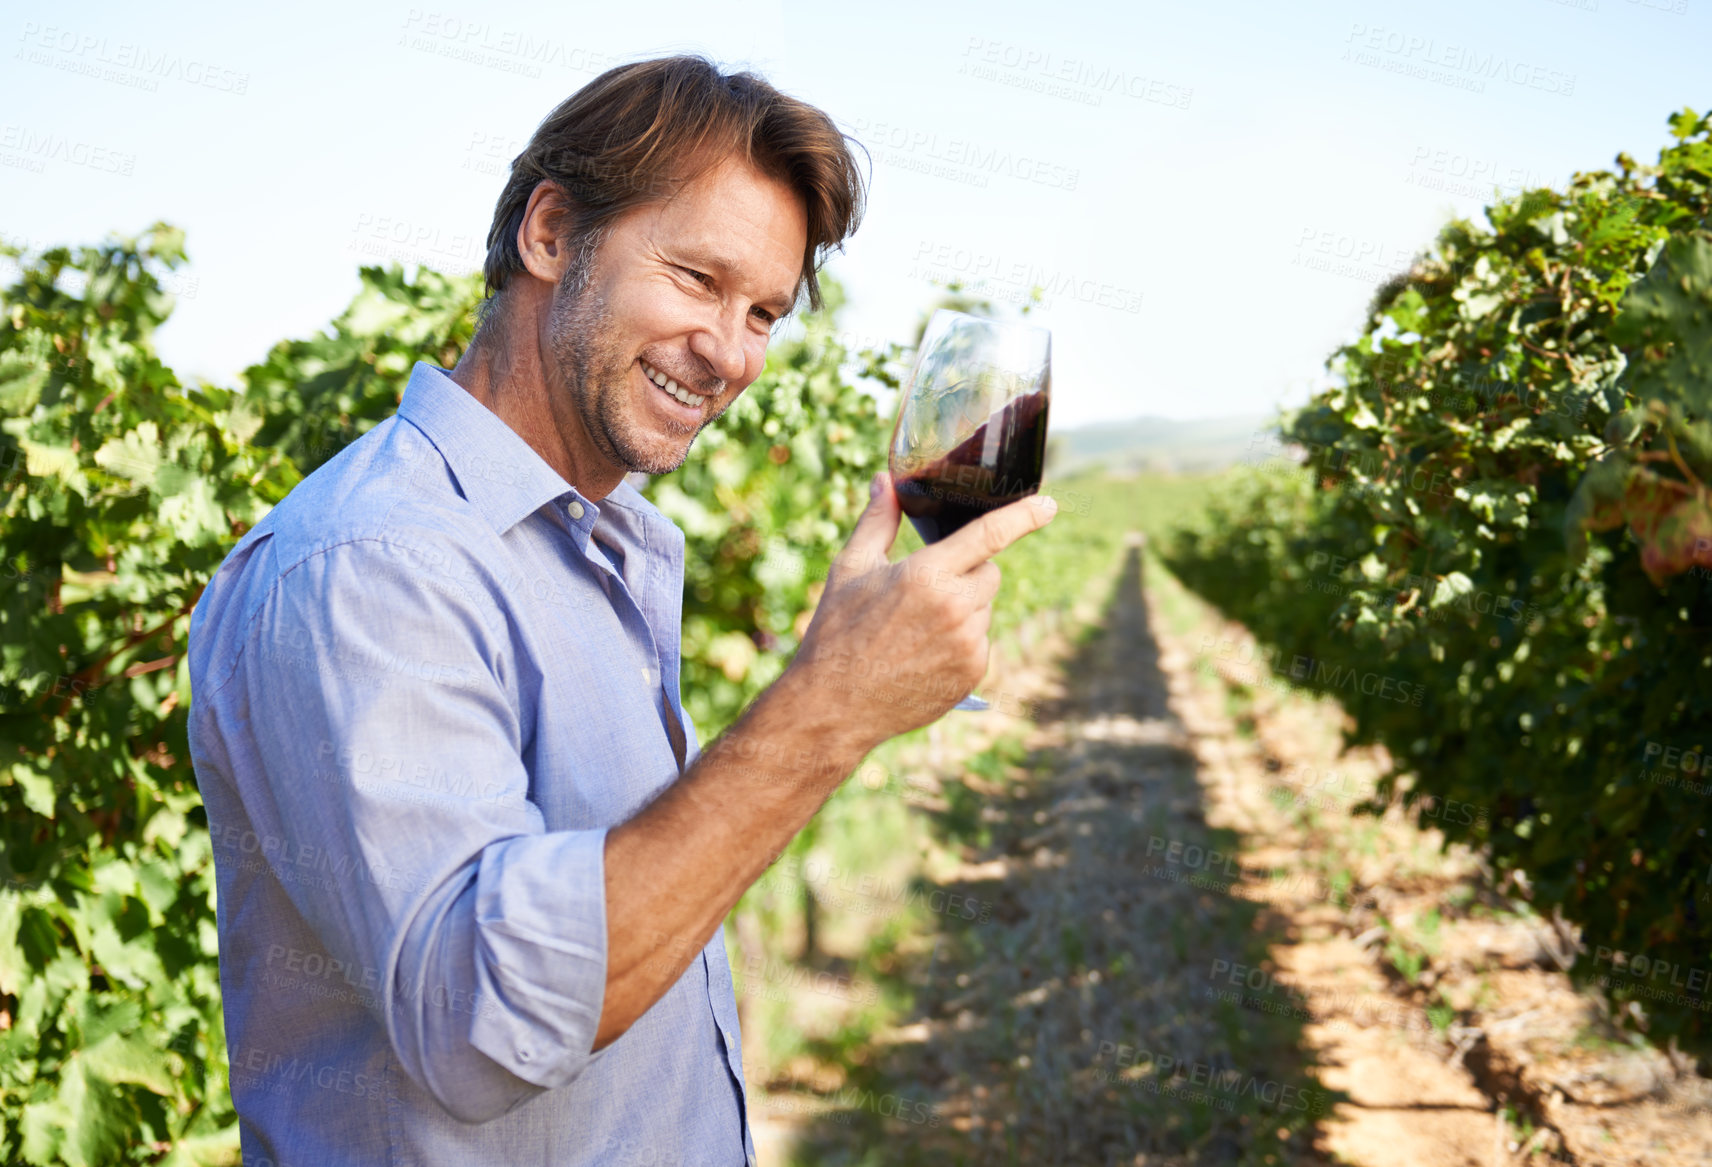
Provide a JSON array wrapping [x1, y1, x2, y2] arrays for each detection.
[[687, 305, 748, 388]]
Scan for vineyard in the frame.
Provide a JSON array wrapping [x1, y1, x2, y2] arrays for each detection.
[[1166, 107, 1712, 1061], [1, 108, 1710, 1165]]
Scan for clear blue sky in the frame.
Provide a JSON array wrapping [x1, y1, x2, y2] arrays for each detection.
[[2, 0, 1705, 428]]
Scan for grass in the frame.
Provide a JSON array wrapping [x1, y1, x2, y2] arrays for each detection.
[[1377, 910, 1443, 988]]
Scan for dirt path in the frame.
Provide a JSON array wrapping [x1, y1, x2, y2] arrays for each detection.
[[770, 543, 1328, 1165], [754, 539, 1712, 1166]]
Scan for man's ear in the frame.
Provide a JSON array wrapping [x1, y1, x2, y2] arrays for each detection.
[[517, 180, 574, 285]]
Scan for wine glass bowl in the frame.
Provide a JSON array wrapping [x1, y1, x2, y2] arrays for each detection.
[[888, 309, 1053, 709]]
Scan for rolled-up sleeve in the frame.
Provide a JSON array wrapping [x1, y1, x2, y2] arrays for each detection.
[[236, 536, 607, 1123]]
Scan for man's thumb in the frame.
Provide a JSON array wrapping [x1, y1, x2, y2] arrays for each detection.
[[841, 470, 901, 569]]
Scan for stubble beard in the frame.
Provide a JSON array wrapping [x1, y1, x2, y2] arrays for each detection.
[[546, 260, 724, 478]]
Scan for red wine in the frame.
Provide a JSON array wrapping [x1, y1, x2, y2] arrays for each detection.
[[894, 391, 1050, 544]]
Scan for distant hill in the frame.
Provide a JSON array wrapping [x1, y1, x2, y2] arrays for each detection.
[[1046, 413, 1279, 476]]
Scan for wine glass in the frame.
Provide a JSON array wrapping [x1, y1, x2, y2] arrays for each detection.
[[889, 309, 1052, 712]]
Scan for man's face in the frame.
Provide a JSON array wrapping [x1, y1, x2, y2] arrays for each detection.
[[545, 155, 809, 476]]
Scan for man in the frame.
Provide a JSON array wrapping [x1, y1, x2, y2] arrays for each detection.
[[188, 55, 1054, 1165]]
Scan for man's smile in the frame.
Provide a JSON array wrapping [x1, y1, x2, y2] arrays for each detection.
[[639, 357, 711, 410]]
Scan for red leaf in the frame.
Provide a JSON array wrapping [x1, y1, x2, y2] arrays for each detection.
[[1637, 495, 1712, 585]]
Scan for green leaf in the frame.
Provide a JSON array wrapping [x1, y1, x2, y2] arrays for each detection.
[[10, 763, 57, 819], [1565, 453, 1633, 539], [56, 1056, 139, 1167], [92, 421, 162, 487], [1430, 572, 1475, 608], [18, 437, 85, 489], [80, 1031, 177, 1096], [17, 906, 62, 971], [17, 1098, 65, 1166], [0, 892, 25, 995]]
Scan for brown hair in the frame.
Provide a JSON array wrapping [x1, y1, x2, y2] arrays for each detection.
[[481, 55, 867, 316]]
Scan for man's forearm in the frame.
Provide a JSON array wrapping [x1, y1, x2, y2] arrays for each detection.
[[594, 665, 874, 1050]]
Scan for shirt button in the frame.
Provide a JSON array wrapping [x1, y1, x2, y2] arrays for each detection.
[[517, 1047, 533, 1063], [566, 500, 585, 520]]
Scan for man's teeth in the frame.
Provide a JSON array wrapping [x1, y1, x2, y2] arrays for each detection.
[[642, 360, 700, 407]]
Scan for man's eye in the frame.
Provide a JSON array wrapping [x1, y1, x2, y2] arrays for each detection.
[[676, 265, 775, 325]]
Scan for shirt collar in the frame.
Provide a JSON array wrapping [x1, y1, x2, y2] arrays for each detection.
[[397, 361, 595, 537], [396, 361, 682, 567]]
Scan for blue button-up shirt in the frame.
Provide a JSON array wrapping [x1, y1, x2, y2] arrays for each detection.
[[187, 361, 754, 1166]]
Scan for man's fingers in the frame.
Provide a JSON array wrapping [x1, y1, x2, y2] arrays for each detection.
[[835, 471, 901, 576], [966, 561, 1002, 609], [959, 605, 993, 676], [932, 492, 1057, 575], [960, 600, 993, 645]]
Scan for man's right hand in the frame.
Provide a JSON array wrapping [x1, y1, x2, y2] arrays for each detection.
[[786, 469, 1057, 746]]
